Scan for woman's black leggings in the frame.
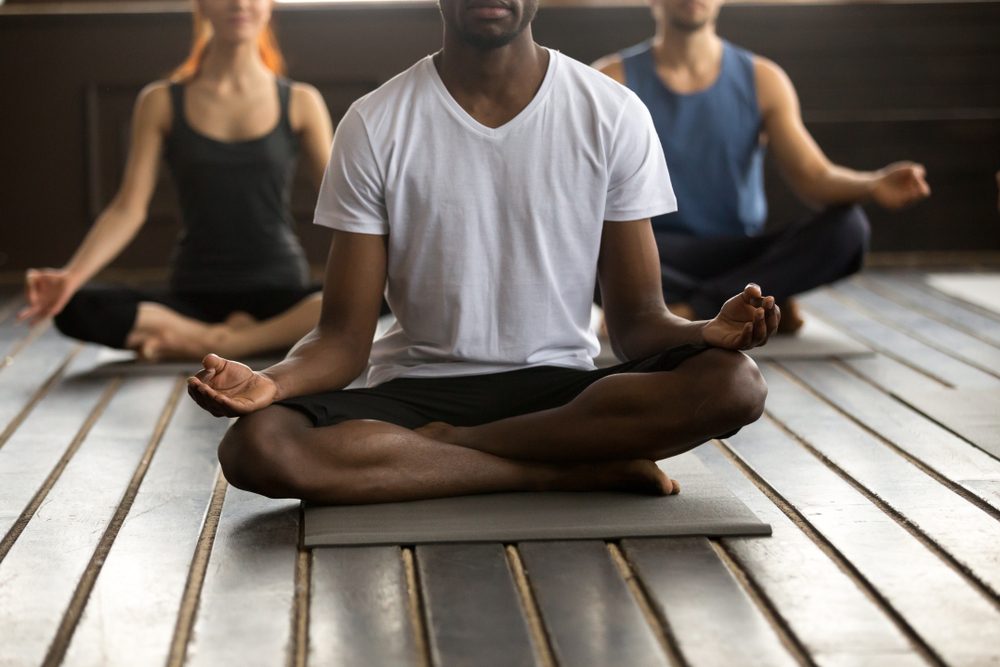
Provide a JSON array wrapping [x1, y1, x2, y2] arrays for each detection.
[[655, 205, 871, 319], [53, 284, 322, 349]]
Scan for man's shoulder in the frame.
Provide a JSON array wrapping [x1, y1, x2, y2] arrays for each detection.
[[348, 57, 432, 123], [553, 50, 638, 111]]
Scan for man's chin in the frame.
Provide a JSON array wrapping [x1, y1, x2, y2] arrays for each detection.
[[459, 27, 522, 50]]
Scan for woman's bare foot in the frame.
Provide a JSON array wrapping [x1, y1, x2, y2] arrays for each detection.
[[224, 311, 257, 330], [776, 297, 805, 334]]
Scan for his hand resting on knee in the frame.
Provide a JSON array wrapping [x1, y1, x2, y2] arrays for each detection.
[[702, 284, 780, 350], [187, 353, 278, 417]]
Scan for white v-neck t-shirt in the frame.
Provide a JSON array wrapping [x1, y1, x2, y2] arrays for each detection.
[[314, 50, 677, 386]]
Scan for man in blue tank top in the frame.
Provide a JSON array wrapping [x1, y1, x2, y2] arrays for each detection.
[[594, 0, 930, 331]]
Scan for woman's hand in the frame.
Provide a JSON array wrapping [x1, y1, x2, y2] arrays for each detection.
[[18, 268, 79, 324], [187, 354, 280, 417]]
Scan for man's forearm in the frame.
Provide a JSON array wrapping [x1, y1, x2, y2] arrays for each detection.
[[611, 311, 707, 361], [260, 327, 371, 401], [796, 164, 878, 207]]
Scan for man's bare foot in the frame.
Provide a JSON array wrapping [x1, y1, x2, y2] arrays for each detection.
[[415, 422, 679, 495], [556, 459, 679, 495], [667, 302, 696, 320], [776, 297, 805, 334]]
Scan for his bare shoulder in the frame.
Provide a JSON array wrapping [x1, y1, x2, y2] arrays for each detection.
[[591, 54, 627, 84], [752, 56, 797, 114]]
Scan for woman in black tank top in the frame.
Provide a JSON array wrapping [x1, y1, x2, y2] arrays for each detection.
[[19, 0, 335, 362]]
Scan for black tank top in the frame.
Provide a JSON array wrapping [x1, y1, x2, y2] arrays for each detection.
[[164, 78, 310, 292]]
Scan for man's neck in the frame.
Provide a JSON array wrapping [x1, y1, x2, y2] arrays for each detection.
[[434, 30, 549, 128], [652, 23, 722, 72]]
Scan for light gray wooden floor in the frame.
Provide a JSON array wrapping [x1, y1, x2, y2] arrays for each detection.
[[1, 270, 998, 667]]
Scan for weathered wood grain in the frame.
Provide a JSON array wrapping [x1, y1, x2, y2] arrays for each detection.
[[309, 546, 422, 666], [860, 273, 1000, 346], [696, 444, 927, 667], [832, 281, 1000, 377], [417, 543, 540, 667], [623, 537, 798, 667], [761, 364, 1000, 596], [724, 417, 1000, 665], [800, 290, 999, 387], [0, 347, 112, 550], [0, 327, 79, 443], [0, 374, 179, 667], [517, 540, 668, 667], [781, 359, 1000, 509], [62, 397, 229, 667], [182, 488, 300, 667]]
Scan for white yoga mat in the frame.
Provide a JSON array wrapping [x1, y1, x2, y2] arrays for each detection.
[[748, 317, 871, 360], [926, 274, 1000, 316]]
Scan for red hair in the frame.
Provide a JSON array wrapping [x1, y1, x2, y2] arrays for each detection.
[[170, 6, 286, 82]]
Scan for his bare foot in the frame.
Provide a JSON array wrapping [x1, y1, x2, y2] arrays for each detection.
[[667, 302, 696, 320], [776, 297, 805, 334], [555, 459, 679, 495]]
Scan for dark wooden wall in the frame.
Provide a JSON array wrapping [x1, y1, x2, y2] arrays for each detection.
[[1, 1, 998, 275]]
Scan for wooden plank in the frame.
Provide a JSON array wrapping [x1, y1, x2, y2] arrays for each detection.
[[761, 364, 1000, 596], [781, 359, 1000, 511], [695, 444, 926, 667], [0, 347, 112, 546], [0, 327, 79, 442], [517, 541, 667, 667], [309, 547, 422, 666], [832, 280, 1000, 377], [622, 537, 798, 667], [183, 488, 299, 667], [724, 416, 1000, 665], [800, 290, 1000, 388], [416, 543, 539, 667], [61, 397, 229, 667], [861, 273, 1000, 347], [894, 388, 1000, 462], [0, 374, 179, 667]]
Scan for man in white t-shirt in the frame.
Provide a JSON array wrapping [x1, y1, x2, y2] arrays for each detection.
[[187, 0, 780, 503]]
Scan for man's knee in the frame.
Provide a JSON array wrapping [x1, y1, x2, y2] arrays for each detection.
[[704, 349, 767, 427], [821, 204, 870, 275], [218, 409, 308, 498]]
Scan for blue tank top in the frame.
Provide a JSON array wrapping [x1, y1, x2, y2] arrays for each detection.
[[621, 40, 767, 237]]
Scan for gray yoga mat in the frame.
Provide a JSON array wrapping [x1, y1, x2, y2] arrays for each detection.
[[303, 452, 771, 547], [926, 273, 1000, 316], [897, 387, 1000, 459], [748, 317, 871, 360]]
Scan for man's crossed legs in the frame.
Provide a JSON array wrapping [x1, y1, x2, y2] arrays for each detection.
[[217, 345, 766, 504]]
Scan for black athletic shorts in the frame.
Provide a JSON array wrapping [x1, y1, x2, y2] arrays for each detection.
[[278, 344, 710, 429]]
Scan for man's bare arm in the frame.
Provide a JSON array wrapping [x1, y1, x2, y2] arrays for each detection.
[[598, 219, 706, 361], [598, 219, 779, 360], [188, 230, 386, 416], [757, 57, 930, 210], [262, 230, 387, 400]]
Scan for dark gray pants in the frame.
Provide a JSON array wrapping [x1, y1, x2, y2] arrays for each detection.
[[655, 205, 870, 319]]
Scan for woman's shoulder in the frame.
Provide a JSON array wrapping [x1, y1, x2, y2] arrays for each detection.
[[133, 80, 174, 132], [287, 80, 331, 132]]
